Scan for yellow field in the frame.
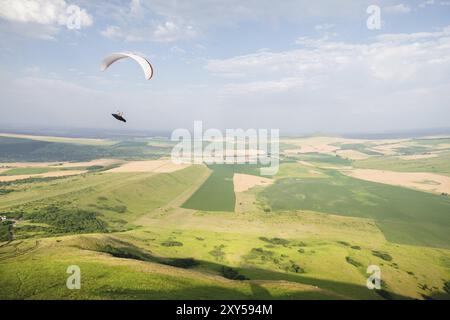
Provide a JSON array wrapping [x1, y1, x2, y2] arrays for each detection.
[[233, 174, 273, 192], [340, 169, 450, 194], [107, 160, 190, 173], [0, 170, 87, 182], [0, 133, 115, 145]]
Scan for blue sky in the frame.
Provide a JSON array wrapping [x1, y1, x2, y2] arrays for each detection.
[[1, 0, 450, 134]]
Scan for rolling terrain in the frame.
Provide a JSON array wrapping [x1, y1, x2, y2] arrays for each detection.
[[0, 133, 449, 300]]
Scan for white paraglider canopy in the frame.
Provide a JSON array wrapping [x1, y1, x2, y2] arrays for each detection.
[[101, 52, 153, 80]]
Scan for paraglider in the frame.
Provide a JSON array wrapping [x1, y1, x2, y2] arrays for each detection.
[[101, 52, 154, 123], [112, 111, 126, 123], [101, 52, 153, 80]]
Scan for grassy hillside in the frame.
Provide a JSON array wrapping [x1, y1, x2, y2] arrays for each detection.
[[1, 135, 449, 300], [1, 208, 449, 299], [1, 165, 208, 236], [0, 235, 347, 300]]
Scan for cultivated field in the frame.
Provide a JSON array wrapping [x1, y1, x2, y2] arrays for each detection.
[[0, 134, 449, 300], [340, 169, 450, 194]]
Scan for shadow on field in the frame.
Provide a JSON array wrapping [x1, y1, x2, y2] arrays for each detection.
[[82, 237, 410, 300], [101, 253, 409, 299], [97, 285, 348, 300], [240, 266, 410, 300], [428, 292, 450, 300], [249, 283, 272, 299], [195, 259, 409, 300]]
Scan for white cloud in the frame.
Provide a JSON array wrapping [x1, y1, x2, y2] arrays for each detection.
[[144, 0, 372, 26], [384, 4, 412, 14], [419, 0, 435, 8], [222, 78, 305, 95], [375, 26, 450, 42], [2, 1, 450, 132], [315, 23, 335, 31], [152, 21, 198, 42], [170, 45, 186, 54], [98, 0, 373, 43], [202, 26, 450, 132], [99, 1, 199, 42], [129, 0, 144, 18], [100, 25, 123, 40], [100, 25, 145, 42], [208, 26, 450, 92], [100, 20, 198, 43], [0, 0, 93, 39]]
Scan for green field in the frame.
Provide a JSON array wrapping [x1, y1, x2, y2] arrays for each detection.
[[353, 152, 450, 175], [0, 136, 172, 162], [260, 169, 450, 249], [182, 164, 262, 212], [336, 143, 383, 156], [1, 134, 449, 300], [289, 153, 353, 166], [0, 167, 57, 176]]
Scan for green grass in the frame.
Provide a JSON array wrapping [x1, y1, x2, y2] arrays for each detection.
[[182, 164, 262, 212], [0, 221, 13, 241], [0, 235, 347, 300], [0, 165, 208, 234], [0, 136, 171, 162], [1, 135, 450, 300], [1, 201, 449, 300], [275, 162, 328, 179], [0, 167, 57, 176], [27, 205, 107, 234], [354, 152, 450, 175], [182, 165, 235, 212], [290, 153, 353, 166], [377, 221, 450, 249], [260, 170, 450, 249], [394, 146, 431, 155], [412, 138, 450, 146], [0, 165, 110, 176], [338, 143, 383, 156]]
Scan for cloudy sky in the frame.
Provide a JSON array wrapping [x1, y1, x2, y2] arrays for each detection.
[[1, 0, 450, 134]]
